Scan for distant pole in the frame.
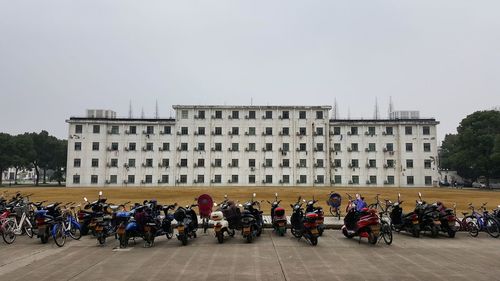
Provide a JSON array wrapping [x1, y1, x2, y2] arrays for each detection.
[[374, 97, 380, 119], [155, 100, 159, 119], [141, 107, 145, 119], [128, 100, 133, 118]]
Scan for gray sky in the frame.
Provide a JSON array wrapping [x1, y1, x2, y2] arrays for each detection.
[[1, 1, 499, 143]]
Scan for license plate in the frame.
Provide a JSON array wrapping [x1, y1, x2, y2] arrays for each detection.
[[117, 228, 125, 235], [278, 222, 285, 227], [311, 228, 318, 235], [214, 226, 222, 232], [434, 220, 441, 225], [177, 226, 184, 232], [144, 226, 151, 232], [89, 223, 96, 228], [95, 226, 103, 231], [243, 227, 251, 234], [371, 226, 380, 235], [317, 220, 324, 224], [412, 220, 419, 224]]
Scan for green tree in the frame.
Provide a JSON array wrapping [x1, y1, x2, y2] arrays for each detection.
[[11, 134, 36, 184], [440, 110, 500, 186], [0, 133, 14, 186], [49, 138, 67, 186]]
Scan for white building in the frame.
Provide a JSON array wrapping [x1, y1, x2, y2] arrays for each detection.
[[66, 106, 439, 187]]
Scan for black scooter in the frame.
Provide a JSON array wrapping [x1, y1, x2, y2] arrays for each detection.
[[174, 202, 198, 246], [240, 193, 263, 243], [389, 193, 420, 237], [290, 197, 319, 246]]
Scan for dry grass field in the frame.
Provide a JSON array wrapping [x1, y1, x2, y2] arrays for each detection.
[[2, 186, 500, 215]]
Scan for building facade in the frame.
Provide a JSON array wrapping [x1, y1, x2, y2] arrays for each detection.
[[66, 106, 439, 187]]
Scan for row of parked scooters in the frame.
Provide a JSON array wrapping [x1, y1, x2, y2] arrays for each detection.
[[1, 191, 499, 248]]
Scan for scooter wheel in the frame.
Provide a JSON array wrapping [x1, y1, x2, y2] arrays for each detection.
[[246, 235, 253, 243], [181, 235, 188, 246], [216, 232, 224, 244], [430, 226, 439, 238], [310, 236, 318, 246], [447, 229, 456, 238], [368, 232, 378, 245], [291, 228, 302, 238], [342, 228, 354, 239]]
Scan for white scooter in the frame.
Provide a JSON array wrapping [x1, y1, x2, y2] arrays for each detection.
[[210, 195, 237, 244]]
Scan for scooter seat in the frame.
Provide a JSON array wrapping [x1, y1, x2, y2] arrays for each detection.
[[461, 212, 468, 216]]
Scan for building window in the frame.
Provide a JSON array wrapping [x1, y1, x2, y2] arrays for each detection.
[[110, 159, 118, 167], [281, 127, 289, 135], [162, 159, 169, 167], [75, 125, 82, 134], [110, 126, 119, 134], [405, 126, 413, 135], [74, 142, 81, 151], [73, 175, 80, 184], [425, 176, 432, 185], [316, 143, 324, 152], [91, 175, 98, 184], [249, 159, 255, 167], [214, 175, 222, 183], [197, 159, 205, 167], [180, 143, 188, 151], [282, 111, 289, 119], [299, 175, 307, 184], [162, 126, 171, 135], [161, 143, 169, 151], [181, 110, 188, 119], [231, 111, 239, 119], [368, 159, 376, 168], [351, 175, 359, 184], [424, 160, 432, 169], [249, 175, 255, 183], [264, 159, 272, 167], [282, 159, 289, 167], [231, 175, 239, 183], [111, 142, 119, 151], [299, 127, 306, 135], [423, 126, 430, 135], [369, 176, 377, 184], [264, 175, 272, 184], [197, 127, 205, 135], [299, 111, 306, 119], [179, 175, 187, 183], [316, 175, 324, 184], [248, 127, 256, 135], [265, 143, 272, 151], [368, 143, 376, 152], [180, 159, 187, 167], [386, 159, 394, 168], [368, 127, 375, 135], [248, 111, 256, 119], [299, 159, 307, 167], [333, 143, 341, 151], [385, 127, 393, 135], [385, 143, 393, 152], [316, 111, 323, 119], [128, 159, 136, 167], [334, 175, 341, 184], [197, 143, 205, 151], [145, 175, 153, 184], [129, 126, 137, 134], [162, 175, 169, 183], [181, 127, 188, 135], [406, 143, 413, 152], [215, 127, 222, 135], [92, 142, 99, 151], [231, 159, 239, 167], [265, 127, 272, 135], [248, 143, 256, 151], [350, 127, 358, 135], [128, 175, 135, 184], [423, 143, 431, 152], [214, 143, 222, 151], [316, 128, 323, 136], [351, 159, 359, 168], [299, 143, 306, 151], [350, 143, 358, 152], [406, 159, 413, 169], [387, 176, 394, 185], [146, 126, 154, 134], [215, 110, 222, 119], [196, 175, 203, 183], [146, 143, 154, 151], [333, 127, 341, 135], [93, 125, 100, 134], [91, 159, 99, 168], [197, 110, 205, 119], [214, 159, 222, 167], [407, 176, 414, 185], [73, 159, 81, 167], [334, 159, 341, 167], [316, 159, 324, 168], [265, 111, 272, 119], [230, 127, 238, 135], [282, 175, 290, 183], [109, 175, 117, 184], [282, 143, 289, 152], [145, 159, 153, 167]]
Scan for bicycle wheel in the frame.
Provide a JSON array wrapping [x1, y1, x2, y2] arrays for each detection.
[[468, 221, 479, 237], [381, 221, 393, 245], [2, 219, 17, 244], [68, 222, 82, 240], [53, 223, 66, 247], [23, 224, 34, 238], [485, 218, 500, 238]]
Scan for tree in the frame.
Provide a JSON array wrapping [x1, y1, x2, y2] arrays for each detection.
[[440, 110, 500, 186], [48, 138, 67, 186], [31, 131, 57, 185], [11, 134, 36, 184], [0, 133, 13, 186]]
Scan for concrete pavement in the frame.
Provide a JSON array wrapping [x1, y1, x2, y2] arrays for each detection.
[[0, 230, 499, 281]]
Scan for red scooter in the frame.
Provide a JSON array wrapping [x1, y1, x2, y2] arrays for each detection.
[[267, 193, 286, 236], [341, 194, 392, 245]]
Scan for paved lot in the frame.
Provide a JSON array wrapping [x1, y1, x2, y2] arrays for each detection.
[[1, 230, 499, 281]]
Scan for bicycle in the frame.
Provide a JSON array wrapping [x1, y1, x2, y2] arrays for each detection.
[[452, 203, 476, 234], [368, 194, 392, 222], [326, 191, 342, 220], [467, 203, 500, 238], [1, 201, 34, 244]]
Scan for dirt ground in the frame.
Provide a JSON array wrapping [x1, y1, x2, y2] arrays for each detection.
[[1, 186, 500, 215]]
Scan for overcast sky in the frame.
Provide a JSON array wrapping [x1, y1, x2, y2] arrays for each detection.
[[1, 1, 499, 143]]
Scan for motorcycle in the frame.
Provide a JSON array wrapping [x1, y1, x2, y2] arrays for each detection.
[[342, 193, 391, 245], [415, 193, 441, 238], [305, 197, 324, 236], [79, 191, 108, 236], [240, 193, 263, 243], [267, 193, 286, 236], [174, 202, 199, 246], [389, 193, 420, 237], [435, 201, 457, 238], [290, 197, 319, 246], [211, 195, 235, 243], [34, 202, 62, 244]]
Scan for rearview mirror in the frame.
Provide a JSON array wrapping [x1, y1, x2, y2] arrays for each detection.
[[275, 192, 278, 197], [213, 203, 217, 207], [224, 194, 228, 199], [83, 197, 88, 202], [253, 193, 256, 198], [99, 191, 103, 196]]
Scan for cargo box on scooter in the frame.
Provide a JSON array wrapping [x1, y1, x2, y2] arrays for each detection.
[[305, 213, 318, 222], [274, 207, 285, 217], [210, 211, 224, 221]]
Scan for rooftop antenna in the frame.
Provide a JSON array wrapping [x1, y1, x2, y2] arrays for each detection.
[[155, 100, 159, 119], [388, 96, 394, 117], [374, 97, 380, 120], [333, 98, 339, 119], [141, 107, 145, 119], [251, 97, 253, 106], [347, 106, 351, 119], [128, 100, 133, 118]]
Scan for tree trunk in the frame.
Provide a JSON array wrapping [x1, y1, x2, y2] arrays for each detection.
[[0, 166, 3, 186], [43, 168, 47, 184], [33, 164, 40, 186], [14, 167, 18, 185]]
